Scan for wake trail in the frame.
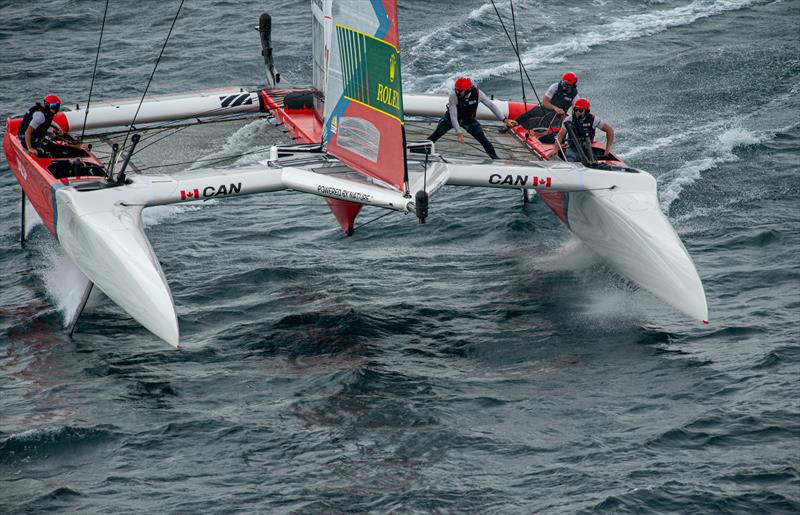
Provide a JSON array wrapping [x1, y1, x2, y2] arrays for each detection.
[[659, 127, 764, 211], [625, 81, 796, 213], [186, 117, 275, 171], [141, 202, 216, 227], [138, 117, 277, 227], [406, 0, 763, 92]]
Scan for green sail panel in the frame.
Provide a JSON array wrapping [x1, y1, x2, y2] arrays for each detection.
[[335, 25, 403, 123]]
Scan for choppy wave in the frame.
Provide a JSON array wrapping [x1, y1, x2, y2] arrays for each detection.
[[411, 0, 762, 92], [1, 1, 799, 513], [659, 127, 765, 209], [590, 486, 798, 514], [0, 425, 120, 465], [621, 133, 686, 160]]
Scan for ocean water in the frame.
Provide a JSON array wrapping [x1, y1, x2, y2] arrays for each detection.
[[1, 0, 799, 513]]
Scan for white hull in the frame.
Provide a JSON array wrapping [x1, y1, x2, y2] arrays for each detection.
[[56, 187, 180, 346], [61, 87, 262, 132], [50, 155, 706, 346], [59, 91, 504, 134], [443, 160, 708, 321], [404, 94, 510, 121], [567, 187, 707, 321], [51, 160, 415, 345]]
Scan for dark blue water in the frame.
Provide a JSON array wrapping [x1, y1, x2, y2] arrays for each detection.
[[1, 1, 799, 513]]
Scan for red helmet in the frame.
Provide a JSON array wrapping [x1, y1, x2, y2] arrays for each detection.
[[454, 77, 472, 92], [44, 94, 62, 111], [44, 94, 62, 105], [573, 98, 590, 110], [561, 72, 578, 85]]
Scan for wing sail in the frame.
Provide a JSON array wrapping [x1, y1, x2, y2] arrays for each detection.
[[322, 0, 405, 191], [311, 0, 332, 121]]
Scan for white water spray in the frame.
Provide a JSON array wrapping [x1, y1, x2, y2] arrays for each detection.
[[660, 127, 764, 210], [534, 236, 601, 272], [36, 243, 96, 327]]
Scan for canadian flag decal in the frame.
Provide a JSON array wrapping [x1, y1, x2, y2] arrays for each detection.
[[181, 188, 200, 201], [533, 176, 552, 187]]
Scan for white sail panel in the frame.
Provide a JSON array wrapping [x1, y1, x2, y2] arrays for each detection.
[[311, 0, 332, 120]]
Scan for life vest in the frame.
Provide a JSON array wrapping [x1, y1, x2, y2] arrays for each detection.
[[455, 86, 480, 122], [18, 103, 54, 147], [549, 82, 578, 111], [567, 111, 596, 150]]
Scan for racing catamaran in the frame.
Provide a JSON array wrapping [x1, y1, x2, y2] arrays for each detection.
[[2, 0, 708, 347]]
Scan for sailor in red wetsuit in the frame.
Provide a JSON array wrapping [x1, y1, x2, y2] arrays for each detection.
[[549, 98, 615, 162], [427, 77, 517, 159], [515, 72, 579, 130], [18, 94, 64, 157]]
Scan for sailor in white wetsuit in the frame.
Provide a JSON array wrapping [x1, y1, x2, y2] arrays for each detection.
[[427, 77, 517, 159]]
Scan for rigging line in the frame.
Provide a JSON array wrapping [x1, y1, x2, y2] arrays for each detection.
[[130, 113, 271, 151], [129, 104, 267, 140], [129, 125, 192, 159], [509, 0, 527, 112], [81, 112, 271, 141], [129, 113, 250, 153], [423, 146, 429, 193], [123, 109, 272, 151], [119, 0, 185, 154], [353, 209, 396, 231], [552, 130, 566, 158], [488, 0, 542, 107], [549, 185, 617, 192], [88, 117, 268, 162], [122, 124, 186, 149], [132, 146, 277, 172], [80, 0, 110, 142]]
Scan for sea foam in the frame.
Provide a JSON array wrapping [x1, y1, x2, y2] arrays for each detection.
[[37, 242, 96, 326], [413, 0, 761, 92], [660, 127, 764, 210]]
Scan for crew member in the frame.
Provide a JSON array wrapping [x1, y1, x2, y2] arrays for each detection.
[[18, 94, 64, 157], [515, 72, 579, 130], [549, 98, 615, 162], [427, 77, 517, 159]]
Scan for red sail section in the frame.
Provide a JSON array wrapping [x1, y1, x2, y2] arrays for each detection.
[[326, 101, 405, 191], [381, 0, 400, 48]]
